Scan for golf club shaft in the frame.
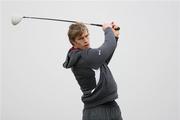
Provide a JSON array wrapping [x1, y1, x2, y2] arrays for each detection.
[[23, 16, 120, 30], [23, 16, 102, 27]]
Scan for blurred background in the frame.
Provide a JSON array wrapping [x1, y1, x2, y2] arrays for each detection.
[[1, 1, 180, 120]]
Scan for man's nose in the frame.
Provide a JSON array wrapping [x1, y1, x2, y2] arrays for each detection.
[[84, 37, 88, 42]]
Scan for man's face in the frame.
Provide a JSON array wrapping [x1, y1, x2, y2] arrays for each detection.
[[73, 30, 90, 50]]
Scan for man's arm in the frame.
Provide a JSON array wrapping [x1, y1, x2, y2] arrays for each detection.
[[105, 22, 120, 64], [105, 38, 118, 65], [81, 23, 118, 69]]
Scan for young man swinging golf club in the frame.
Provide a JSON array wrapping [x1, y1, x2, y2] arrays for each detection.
[[63, 21, 123, 120]]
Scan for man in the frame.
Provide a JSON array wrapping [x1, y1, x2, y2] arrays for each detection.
[[63, 21, 123, 120]]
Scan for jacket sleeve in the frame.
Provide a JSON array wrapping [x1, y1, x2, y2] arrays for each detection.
[[81, 27, 117, 69], [105, 37, 119, 65]]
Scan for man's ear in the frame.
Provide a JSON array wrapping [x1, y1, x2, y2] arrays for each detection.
[[72, 41, 77, 48]]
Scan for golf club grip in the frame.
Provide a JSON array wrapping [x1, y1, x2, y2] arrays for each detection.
[[114, 27, 120, 31], [90, 23, 120, 30], [90, 23, 102, 27]]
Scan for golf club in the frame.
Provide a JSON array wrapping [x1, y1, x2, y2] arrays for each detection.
[[11, 16, 120, 30]]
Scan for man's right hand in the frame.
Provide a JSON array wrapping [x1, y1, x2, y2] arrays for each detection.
[[102, 22, 120, 40], [102, 23, 113, 31]]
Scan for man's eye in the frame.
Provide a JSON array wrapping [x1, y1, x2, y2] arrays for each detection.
[[85, 35, 88, 38], [78, 38, 83, 40]]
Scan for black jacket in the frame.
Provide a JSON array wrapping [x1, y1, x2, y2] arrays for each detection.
[[63, 28, 118, 108]]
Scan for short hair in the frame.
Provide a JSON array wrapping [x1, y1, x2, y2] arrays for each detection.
[[68, 22, 89, 45]]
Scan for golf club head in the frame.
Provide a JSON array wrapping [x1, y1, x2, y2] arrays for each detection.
[[11, 16, 23, 25]]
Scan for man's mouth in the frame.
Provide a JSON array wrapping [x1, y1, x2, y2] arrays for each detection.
[[85, 44, 89, 47]]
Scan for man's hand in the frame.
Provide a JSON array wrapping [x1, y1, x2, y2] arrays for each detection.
[[102, 22, 120, 40], [111, 21, 120, 40], [102, 23, 113, 31]]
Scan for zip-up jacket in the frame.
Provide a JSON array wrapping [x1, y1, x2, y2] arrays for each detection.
[[63, 27, 118, 108]]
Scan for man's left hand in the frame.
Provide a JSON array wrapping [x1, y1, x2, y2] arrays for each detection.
[[111, 21, 120, 40]]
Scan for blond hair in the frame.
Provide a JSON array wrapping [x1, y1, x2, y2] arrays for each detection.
[[68, 22, 88, 45]]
